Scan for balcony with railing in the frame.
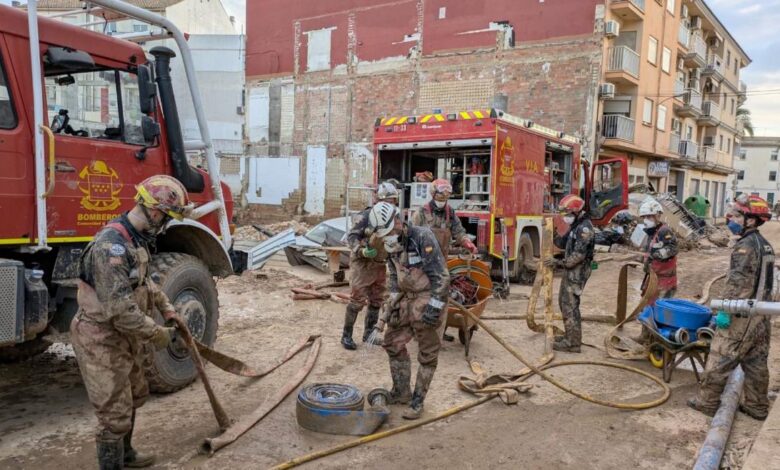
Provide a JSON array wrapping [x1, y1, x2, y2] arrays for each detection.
[[606, 46, 640, 85], [683, 34, 707, 67], [698, 101, 721, 126], [701, 53, 725, 80], [678, 23, 690, 48], [610, 0, 645, 21], [676, 88, 702, 118], [602, 114, 635, 142], [699, 146, 731, 167], [678, 140, 699, 160]]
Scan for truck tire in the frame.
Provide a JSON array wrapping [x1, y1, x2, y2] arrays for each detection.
[[0, 335, 51, 363], [510, 233, 536, 285], [146, 253, 219, 393]]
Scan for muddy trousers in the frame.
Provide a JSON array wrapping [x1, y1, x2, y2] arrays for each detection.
[[71, 313, 149, 438], [344, 259, 386, 339], [383, 295, 442, 404], [558, 277, 586, 347], [696, 317, 771, 416]]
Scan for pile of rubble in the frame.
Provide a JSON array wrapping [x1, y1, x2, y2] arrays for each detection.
[[233, 221, 312, 243]]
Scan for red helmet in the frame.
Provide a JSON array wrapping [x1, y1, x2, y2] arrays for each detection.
[[731, 194, 771, 224], [135, 175, 192, 220], [429, 178, 453, 197], [559, 194, 585, 213]]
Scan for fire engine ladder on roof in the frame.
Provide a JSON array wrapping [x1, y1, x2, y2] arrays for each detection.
[[25, 0, 232, 251]]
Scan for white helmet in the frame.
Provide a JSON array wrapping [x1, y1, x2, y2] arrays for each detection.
[[639, 198, 664, 217], [369, 202, 399, 237], [377, 181, 399, 201]]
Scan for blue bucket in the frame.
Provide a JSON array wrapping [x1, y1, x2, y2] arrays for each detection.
[[654, 299, 712, 330]]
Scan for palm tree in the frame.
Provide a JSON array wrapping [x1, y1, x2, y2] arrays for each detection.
[[737, 107, 754, 137]]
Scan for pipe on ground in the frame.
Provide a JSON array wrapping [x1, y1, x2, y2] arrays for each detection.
[[693, 366, 745, 470]]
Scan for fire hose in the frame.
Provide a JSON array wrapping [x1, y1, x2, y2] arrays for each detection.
[[271, 218, 671, 469], [166, 313, 322, 454]]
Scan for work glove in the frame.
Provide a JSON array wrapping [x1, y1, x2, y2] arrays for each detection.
[[361, 247, 378, 259], [462, 239, 478, 254], [544, 258, 561, 269], [151, 326, 176, 350], [714, 311, 731, 329], [421, 298, 445, 326]]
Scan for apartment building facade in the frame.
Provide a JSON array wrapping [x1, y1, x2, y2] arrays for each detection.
[[732, 137, 780, 207], [600, 0, 749, 218]]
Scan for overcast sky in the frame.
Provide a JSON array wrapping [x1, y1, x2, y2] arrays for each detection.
[[3, 0, 779, 136]]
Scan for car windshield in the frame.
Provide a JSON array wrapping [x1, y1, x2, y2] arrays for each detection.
[[305, 223, 346, 246]]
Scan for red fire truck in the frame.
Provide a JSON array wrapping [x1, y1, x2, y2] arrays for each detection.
[[0, 1, 239, 392], [374, 109, 628, 283]]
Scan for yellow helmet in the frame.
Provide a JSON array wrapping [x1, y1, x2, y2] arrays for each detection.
[[135, 175, 191, 221]]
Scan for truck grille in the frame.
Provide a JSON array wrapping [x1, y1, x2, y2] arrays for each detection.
[[0, 265, 20, 344]]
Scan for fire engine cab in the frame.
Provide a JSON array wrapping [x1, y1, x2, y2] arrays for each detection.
[[374, 109, 628, 283]]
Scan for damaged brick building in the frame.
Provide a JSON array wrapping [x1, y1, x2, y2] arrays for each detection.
[[241, 0, 608, 221]]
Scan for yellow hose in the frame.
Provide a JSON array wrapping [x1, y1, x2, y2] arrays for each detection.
[[271, 302, 671, 469], [453, 301, 671, 410], [270, 395, 495, 470]]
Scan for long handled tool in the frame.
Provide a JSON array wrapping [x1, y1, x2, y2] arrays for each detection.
[[493, 219, 511, 299]]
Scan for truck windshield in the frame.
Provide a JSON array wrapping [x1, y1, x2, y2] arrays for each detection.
[[44, 69, 145, 145]]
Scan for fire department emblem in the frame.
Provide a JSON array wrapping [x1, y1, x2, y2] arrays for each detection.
[[499, 136, 515, 177], [78, 161, 122, 211]]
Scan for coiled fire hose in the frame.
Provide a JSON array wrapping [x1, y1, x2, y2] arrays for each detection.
[[272, 300, 671, 469]]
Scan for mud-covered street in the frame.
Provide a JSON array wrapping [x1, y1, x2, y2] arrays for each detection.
[[1, 224, 779, 470]]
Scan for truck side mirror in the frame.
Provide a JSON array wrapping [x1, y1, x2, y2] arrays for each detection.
[[141, 115, 160, 143], [137, 64, 156, 115]]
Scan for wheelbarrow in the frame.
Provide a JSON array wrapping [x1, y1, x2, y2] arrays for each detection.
[[445, 256, 493, 356], [637, 301, 713, 383]]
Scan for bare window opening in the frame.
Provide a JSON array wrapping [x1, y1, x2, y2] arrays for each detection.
[[306, 28, 334, 72]]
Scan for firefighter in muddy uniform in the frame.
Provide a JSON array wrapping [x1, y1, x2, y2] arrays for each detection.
[[639, 199, 679, 301], [411, 178, 478, 257], [341, 181, 400, 350], [369, 202, 450, 420], [689, 195, 774, 420], [545, 195, 595, 353], [71, 175, 191, 470]]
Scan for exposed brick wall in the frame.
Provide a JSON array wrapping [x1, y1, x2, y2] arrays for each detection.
[[247, 34, 602, 219]]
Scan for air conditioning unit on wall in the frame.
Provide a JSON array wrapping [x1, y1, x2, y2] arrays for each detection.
[[605, 20, 620, 38], [599, 83, 616, 99]]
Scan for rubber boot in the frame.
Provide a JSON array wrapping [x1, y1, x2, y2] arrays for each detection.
[[403, 365, 436, 420], [630, 325, 653, 346], [341, 305, 359, 350], [552, 337, 581, 353], [687, 398, 717, 417], [738, 403, 768, 421], [124, 411, 155, 468], [388, 358, 412, 404], [363, 306, 382, 345], [96, 433, 124, 470]]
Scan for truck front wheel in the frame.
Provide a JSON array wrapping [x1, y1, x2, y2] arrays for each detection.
[[146, 253, 219, 393]]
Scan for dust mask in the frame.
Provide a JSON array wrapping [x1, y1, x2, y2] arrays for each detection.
[[563, 215, 576, 225], [433, 200, 446, 209], [643, 218, 656, 229], [383, 234, 402, 253]]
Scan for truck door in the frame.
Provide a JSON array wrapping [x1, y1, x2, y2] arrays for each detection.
[[587, 158, 628, 226], [0, 39, 34, 242], [42, 55, 168, 239]]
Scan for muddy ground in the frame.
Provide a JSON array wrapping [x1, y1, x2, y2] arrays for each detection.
[[2, 223, 780, 469]]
